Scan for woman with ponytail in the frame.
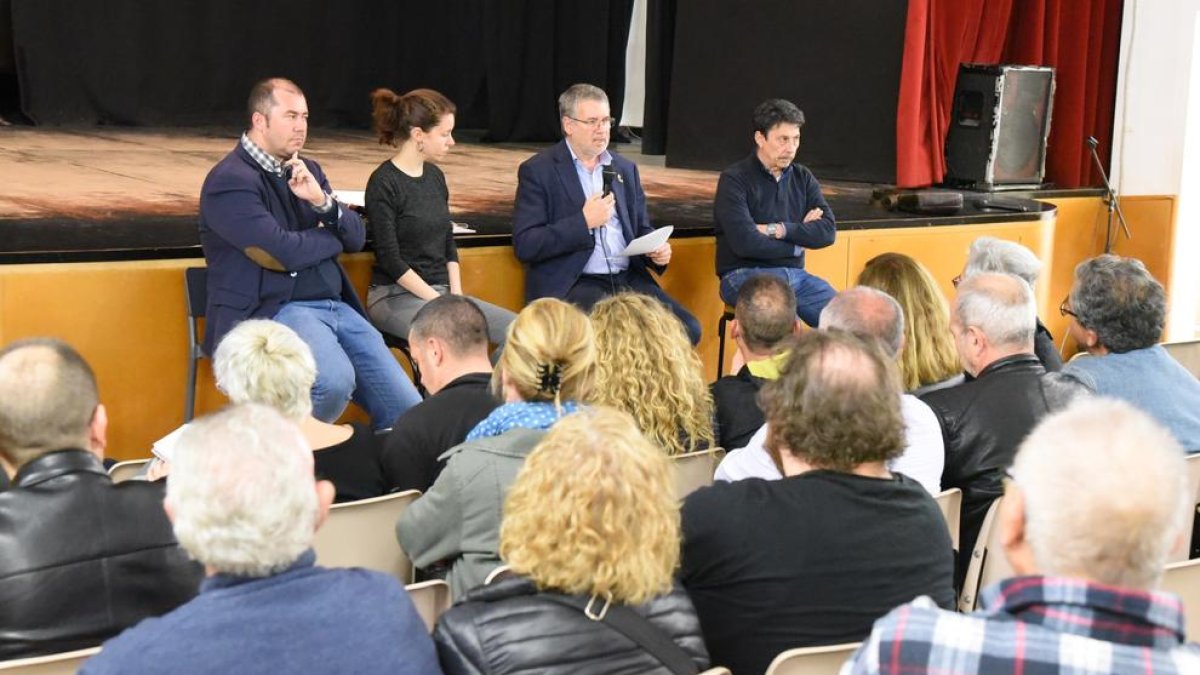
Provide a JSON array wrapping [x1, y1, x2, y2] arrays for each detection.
[[365, 88, 515, 354], [396, 298, 595, 598]]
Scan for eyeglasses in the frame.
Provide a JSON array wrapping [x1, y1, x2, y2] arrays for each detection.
[[567, 116, 616, 130], [1059, 296, 1077, 318]]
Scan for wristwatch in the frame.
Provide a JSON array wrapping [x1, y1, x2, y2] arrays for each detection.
[[766, 223, 780, 238]]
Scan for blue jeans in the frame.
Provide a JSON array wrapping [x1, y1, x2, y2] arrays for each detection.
[[273, 300, 421, 430], [719, 267, 836, 328]]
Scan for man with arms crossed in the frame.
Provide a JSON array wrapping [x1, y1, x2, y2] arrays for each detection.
[[199, 77, 419, 430], [714, 98, 837, 327]]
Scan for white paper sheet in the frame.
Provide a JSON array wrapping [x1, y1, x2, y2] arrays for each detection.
[[617, 225, 673, 257], [332, 189, 365, 207]]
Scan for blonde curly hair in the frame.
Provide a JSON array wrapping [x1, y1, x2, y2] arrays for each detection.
[[495, 298, 596, 405], [856, 253, 960, 390], [589, 293, 714, 455], [499, 406, 680, 605]]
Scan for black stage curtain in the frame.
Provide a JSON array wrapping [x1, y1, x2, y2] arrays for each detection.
[[11, 0, 632, 141], [664, 0, 909, 183], [641, 0, 677, 156]]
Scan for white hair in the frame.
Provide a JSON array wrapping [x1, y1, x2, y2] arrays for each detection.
[[964, 236, 1044, 287], [955, 272, 1036, 348], [213, 319, 315, 420], [167, 403, 319, 577], [1012, 398, 1190, 590], [819, 286, 905, 358]]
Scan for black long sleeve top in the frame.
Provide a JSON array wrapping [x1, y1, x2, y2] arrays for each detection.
[[713, 154, 837, 277]]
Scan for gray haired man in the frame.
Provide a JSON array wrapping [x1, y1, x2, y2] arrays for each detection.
[[82, 404, 442, 675], [921, 273, 1088, 584]]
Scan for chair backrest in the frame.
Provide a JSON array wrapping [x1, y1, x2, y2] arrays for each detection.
[[934, 488, 962, 552], [958, 497, 1016, 611], [184, 267, 208, 320], [107, 459, 150, 484], [312, 490, 421, 583], [483, 564, 512, 585], [1172, 454, 1200, 562], [0, 646, 101, 673], [405, 579, 452, 634], [673, 447, 725, 501], [1164, 340, 1200, 380], [1161, 558, 1200, 643], [763, 642, 861, 675]]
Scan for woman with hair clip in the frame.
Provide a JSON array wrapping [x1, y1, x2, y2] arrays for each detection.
[[396, 298, 595, 598], [590, 292, 715, 456], [365, 88, 515, 351], [856, 252, 963, 394], [433, 407, 711, 674]]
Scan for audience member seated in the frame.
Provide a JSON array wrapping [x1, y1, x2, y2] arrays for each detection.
[[681, 330, 955, 675], [590, 292, 715, 455], [382, 295, 500, 492], [397, 298, 595, 598], [715, 286, 944, 493], [857, 252, 963, 394], [961, 236, 1062, 371], [921, 274, 1089, 583], [711, 274, 800, 450], [0, 338, 202, 660], [846, 399, 1200, 674], [81, 404, 440, 675], [214, 319, 385, 503], [1061, 255, 1200, 451], [434, 407, 710, 674]]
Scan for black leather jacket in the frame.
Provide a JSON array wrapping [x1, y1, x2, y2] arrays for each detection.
[[0, 450, 202, 659], [921, 355, 1088, 576], [434, 576, 710, 674]]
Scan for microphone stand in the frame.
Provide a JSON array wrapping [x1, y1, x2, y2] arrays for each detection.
[[1087, 136, 1131, 254]]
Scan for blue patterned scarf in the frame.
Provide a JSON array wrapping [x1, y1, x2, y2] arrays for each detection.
[[465, 401, 581, 441]]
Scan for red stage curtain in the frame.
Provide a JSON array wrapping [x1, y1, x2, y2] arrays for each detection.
[[896, 0, 1123, 188]]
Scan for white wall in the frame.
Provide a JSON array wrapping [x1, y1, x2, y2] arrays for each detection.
[[1110, 0, 1200, 339]]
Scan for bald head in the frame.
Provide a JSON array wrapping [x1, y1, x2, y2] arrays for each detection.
[[818, 286, 905, 357], [0, 339, 101, 469]]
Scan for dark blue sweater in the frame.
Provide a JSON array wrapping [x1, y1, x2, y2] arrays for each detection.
[[81, 550, 442, 675], [713, 154, 837, 277]]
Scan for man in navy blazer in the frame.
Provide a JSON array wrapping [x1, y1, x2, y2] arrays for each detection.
[[512, 84, 700, 344], [198, 78, 420, 429]]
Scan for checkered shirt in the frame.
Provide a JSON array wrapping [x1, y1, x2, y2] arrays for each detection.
[[842, 575, 1200, 674], [240, 132, 285, 177]]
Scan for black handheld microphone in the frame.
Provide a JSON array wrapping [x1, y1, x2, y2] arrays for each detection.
[[602, 166, 616, 197], [1086, 136, 1099, 149]]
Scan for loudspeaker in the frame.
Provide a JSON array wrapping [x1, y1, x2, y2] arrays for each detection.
[[944, 64, 1055, 190]]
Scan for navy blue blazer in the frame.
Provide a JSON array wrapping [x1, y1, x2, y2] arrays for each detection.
[[198, 144, 366, 354], [512, 140, 664, 301]]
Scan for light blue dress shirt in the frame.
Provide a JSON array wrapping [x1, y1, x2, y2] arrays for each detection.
[[567, 144, 628, 274]]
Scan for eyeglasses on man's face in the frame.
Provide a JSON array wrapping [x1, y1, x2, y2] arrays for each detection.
[[1059, 296, 1078, 319], [567, 116, 616, 130]]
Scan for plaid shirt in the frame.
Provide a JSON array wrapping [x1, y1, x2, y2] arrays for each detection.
[[843, 575, 1200, 674], [240, 132, 286, 177]]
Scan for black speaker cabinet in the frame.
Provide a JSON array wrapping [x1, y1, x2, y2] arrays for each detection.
[[944, 64, 1055, 191]]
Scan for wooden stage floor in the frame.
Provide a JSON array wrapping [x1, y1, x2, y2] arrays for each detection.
[[0, 125, 1069, 264]]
